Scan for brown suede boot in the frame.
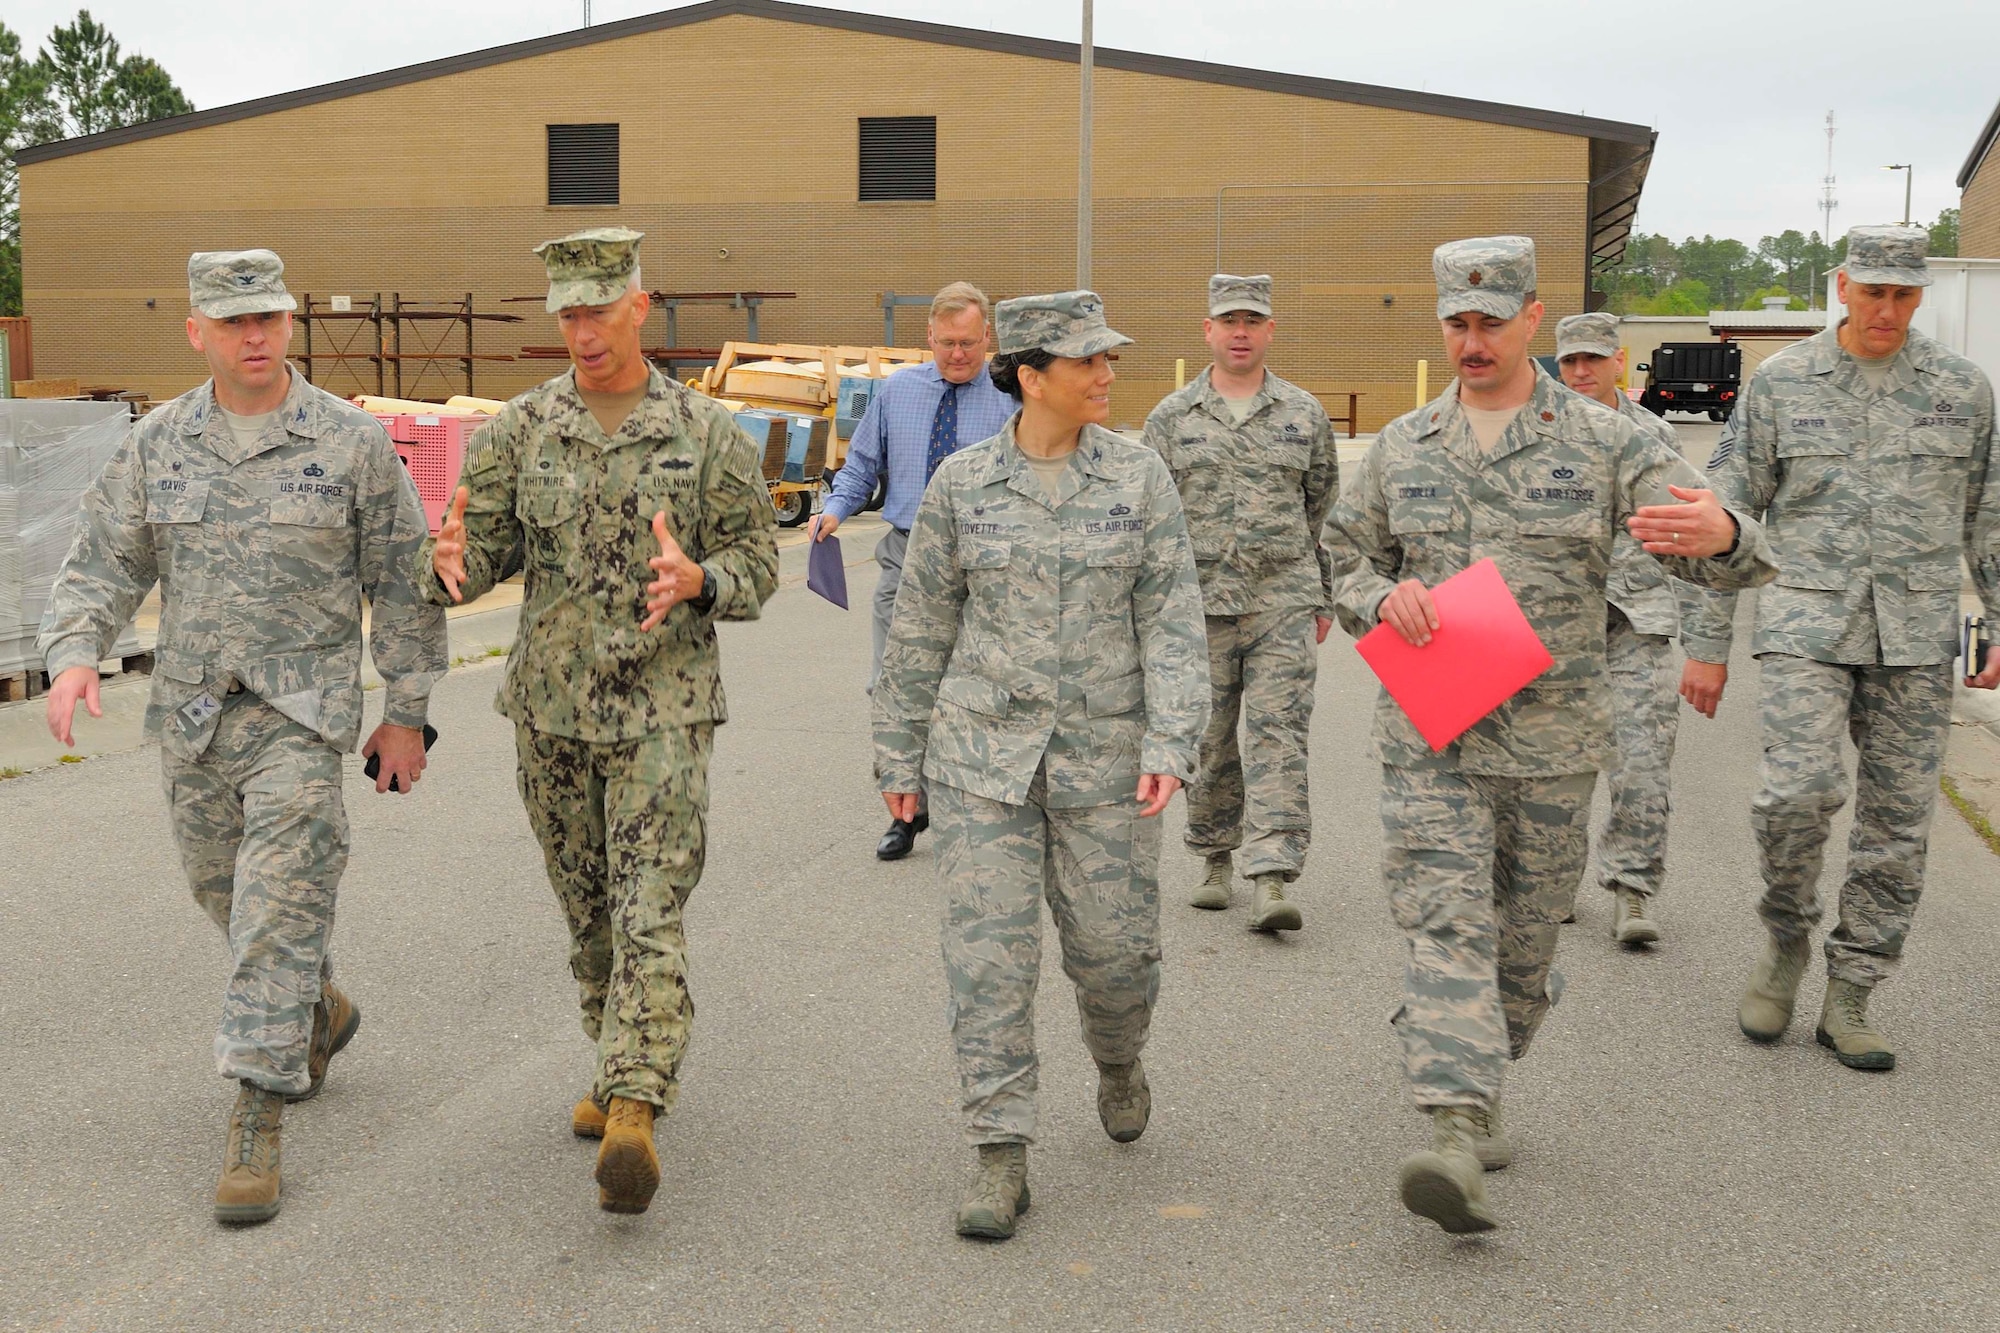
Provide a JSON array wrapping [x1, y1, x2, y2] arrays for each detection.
[[215, 1082, 284, 1225], [572, 1097, 607, 1138], [291, 982, 361, 1103], [595, 1097, 660, 1213]]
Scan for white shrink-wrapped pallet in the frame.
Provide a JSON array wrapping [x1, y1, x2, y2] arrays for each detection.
[[0, 401, 137, 677]]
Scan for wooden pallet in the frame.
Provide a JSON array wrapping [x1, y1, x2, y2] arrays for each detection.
[[0, 651, 151, 702]]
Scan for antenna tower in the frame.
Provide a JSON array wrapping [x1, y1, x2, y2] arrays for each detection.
[[1819, 111, 1838, 245], [583, 1, 592, 25]]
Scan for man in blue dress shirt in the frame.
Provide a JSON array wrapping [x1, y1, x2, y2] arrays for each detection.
[[810, 282, 1014, 859]]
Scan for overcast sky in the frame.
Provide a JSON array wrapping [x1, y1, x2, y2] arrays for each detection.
[[10, 0, 1994, 245]]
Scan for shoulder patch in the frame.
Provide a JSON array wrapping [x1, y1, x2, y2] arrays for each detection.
[[1706, 438, 1734, 469]]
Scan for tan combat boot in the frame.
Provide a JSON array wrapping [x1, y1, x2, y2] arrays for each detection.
[[1096, 1059, 1151, 1143], [1190, 853, 1232, 910], [955, 1143, 1031, 1240], [1398, 1107, 1498, 1233], [595, 1097, 661, 1213], [1739, 933, 1812, 1043], [572, 1097, 607, 1139], [1249, 874, 1302, 932], [214, 1082, 285, 1225], [1612, 888, 1662, 948], [291, 981, 362, 1103], [1815, 977, 1896, 1071], [1466, 1099, 1512, 1171]]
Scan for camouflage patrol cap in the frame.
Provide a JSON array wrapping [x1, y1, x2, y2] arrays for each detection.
[[1209, 273, 1273, 317], [534, 226, 645, 312], [994, 290, 1134, 358], [1842, 225, 1932, 288], [1433, 235, 1537, 320], [1555, 311, 1621, 359], [187, 250, 297, 319]]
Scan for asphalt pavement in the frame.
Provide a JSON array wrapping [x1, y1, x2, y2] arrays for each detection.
[[3, 438, 1998, 1331]]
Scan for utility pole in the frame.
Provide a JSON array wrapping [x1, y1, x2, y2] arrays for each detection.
[[1077, 0, 1093, 290], [1812, 111, 1838, 310], [1884, 163, 1912, 225]]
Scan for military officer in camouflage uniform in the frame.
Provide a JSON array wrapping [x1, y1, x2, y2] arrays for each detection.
[[1554, 311, 1698, 946], [875, 292, 1208, 1241], [39, 249, 448, 1224], [1143, 275, 1338, 932], [421, 228, 778, 1214], [1326, 237, 1775, 1233], [1679, 227, 2000, 1072]]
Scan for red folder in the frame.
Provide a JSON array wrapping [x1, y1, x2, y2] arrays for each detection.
[[1354, 558, 1554, 751]]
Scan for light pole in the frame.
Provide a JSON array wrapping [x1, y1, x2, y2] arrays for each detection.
[[1883, 163, 1912, 226], [1077, 0, 1093, 290]]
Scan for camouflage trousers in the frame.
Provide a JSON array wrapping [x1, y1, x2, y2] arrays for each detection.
[[1752, 654, 1953, 986], [1594, 610, 1681, 899], [1184, 610, 1318, 880], [160, 695, 348, 1096], [1380, 761, 1593, 1109], [515, 721, 714, 1113], [932, 769, 1163, 1145]]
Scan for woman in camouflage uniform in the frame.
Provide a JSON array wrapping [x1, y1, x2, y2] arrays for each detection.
[[873, 291, 1210, 1240]]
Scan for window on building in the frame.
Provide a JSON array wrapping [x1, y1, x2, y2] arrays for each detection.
[[858, 116, 937, 202], [547, 123, 620, 206]]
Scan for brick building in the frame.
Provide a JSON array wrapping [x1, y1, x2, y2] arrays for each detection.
[[1961, 98, 2000, 258], [13, 0, 1653, 430]]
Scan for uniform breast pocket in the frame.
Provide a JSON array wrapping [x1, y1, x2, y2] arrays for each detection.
[[1237, 443, 1312, 565], [1170, 440, 1231, 560], [1386, 501, 1459, 574], [1085, 537, 1143, 601], [1898, 426, 1974, 522], [960, 537, 1012, 589], [267, 492, 353, 568], [518, 489, 578, 572], [1774, 432, 1854, 507]]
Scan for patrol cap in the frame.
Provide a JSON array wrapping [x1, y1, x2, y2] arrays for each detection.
[[187, 250, 297, 319], [994, 290, 1134, 358], [1209, 273, 1273, 317], [534, 226, 645, 312], [1842, 225, 1932, 288], [1433, 235, 1537, 320], [1555, 311, 1621, 360]]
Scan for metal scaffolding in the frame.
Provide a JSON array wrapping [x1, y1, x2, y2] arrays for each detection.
[[299, 294, 522, 399]]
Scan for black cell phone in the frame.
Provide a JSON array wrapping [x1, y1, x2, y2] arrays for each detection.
[[364, 723, 439, 792]]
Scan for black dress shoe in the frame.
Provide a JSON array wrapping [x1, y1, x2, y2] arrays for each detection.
[[877, 818, 918, 860]]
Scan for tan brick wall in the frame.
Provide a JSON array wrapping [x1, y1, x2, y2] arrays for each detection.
[[1964, 150, 2000, 258], [18, 12, 1593, 431]]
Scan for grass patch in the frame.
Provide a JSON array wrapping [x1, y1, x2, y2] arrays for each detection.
[[0, 766, 23, 780], [58, 754, 82, 764], [1942, 774, 2000, 859]]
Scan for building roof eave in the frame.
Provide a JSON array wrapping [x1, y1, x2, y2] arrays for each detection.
[[1959, 96, 2000, 190]]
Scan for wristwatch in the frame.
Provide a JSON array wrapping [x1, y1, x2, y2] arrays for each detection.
[[690, 566, 717, 614]]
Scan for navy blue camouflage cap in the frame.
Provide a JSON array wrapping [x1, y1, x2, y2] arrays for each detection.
[[994, 290, 1134, 357], [535, 226, 645, 312], [1843, 225, 1932, 288], [187, 250, 297, 319], [1433, 235, 1537, 320]]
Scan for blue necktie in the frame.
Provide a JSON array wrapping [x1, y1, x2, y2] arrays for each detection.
[[925, 382, 959, 484]]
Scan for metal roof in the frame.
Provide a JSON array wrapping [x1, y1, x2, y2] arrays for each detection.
[[1707, 309, 1829, 332]]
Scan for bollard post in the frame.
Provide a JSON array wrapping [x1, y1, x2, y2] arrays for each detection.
[[1415, 359, 1428, 408], [1175, 357, 1186, 392]]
